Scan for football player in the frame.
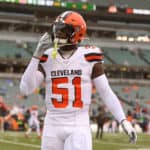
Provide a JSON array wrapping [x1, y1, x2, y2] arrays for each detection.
[[25, 105, 41, 138], [20, 11, 137, 150]]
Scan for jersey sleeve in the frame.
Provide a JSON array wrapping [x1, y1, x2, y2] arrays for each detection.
[[84, 46, 104, 64], [20, 58, 44, 95]]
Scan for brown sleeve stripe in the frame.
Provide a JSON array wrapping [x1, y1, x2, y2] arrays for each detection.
[[85, 53, 103, 62], [40, 54, 48, 63]]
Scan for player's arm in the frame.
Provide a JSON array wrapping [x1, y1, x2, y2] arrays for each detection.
[[20, 33, 50, 95], [92, 63, 137, 143], [20, 59, 44, 95]]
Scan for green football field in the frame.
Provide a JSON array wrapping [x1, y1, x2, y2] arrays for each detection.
[[0, 131, 150, 150]]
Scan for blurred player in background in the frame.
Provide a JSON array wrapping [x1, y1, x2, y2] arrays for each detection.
[[20, 11, 137, 150], [0, 97, 9, 132], [25, 105, 41, 138], [95, 106, 107, 139]]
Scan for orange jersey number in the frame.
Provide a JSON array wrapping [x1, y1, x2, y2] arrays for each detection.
[[52, 77, 83, 108]]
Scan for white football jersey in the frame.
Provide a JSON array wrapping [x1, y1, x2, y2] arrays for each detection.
[[30, 109, 38, 119], [40, 46, 103, 126]]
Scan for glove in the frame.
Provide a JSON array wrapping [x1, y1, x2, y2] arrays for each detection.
[[121, 119, 137, 144], [33, 32, 51, 59]]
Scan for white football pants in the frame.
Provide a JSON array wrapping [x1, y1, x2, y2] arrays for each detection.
[[41, 125, 92, 150]]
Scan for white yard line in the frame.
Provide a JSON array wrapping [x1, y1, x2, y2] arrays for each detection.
[[0, 139, 40, 149], [0, 138, 150, 149], [120, 149, 150, 150]]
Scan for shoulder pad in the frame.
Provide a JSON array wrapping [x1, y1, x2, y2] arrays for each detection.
[[83, 46, 104, 62]]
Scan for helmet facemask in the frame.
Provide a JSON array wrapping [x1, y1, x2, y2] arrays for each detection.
[[51, 22, 75, 47]]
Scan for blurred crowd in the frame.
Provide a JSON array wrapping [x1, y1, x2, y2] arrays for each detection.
[[91, 104, 150, 139], [0, 97, 45, 138]]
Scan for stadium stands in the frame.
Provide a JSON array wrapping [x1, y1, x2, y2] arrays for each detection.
[[111, 84, 150, 102], [102, 47, 148, 66], [140, 49, 150, 64], [0, 78, 44, 109], [0, 40, 35, 59], [1, 40, 150, 67]]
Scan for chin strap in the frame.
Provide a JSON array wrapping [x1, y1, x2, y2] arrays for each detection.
[[52, 37, 69, 59], [52, 42, 58, 59]]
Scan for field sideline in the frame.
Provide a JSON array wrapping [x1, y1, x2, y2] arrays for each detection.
[[0, 131, 150, 150]]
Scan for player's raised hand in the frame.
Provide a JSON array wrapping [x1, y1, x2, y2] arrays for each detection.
[[121, 119, 137, 144], [33, 32, 51, 58]]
